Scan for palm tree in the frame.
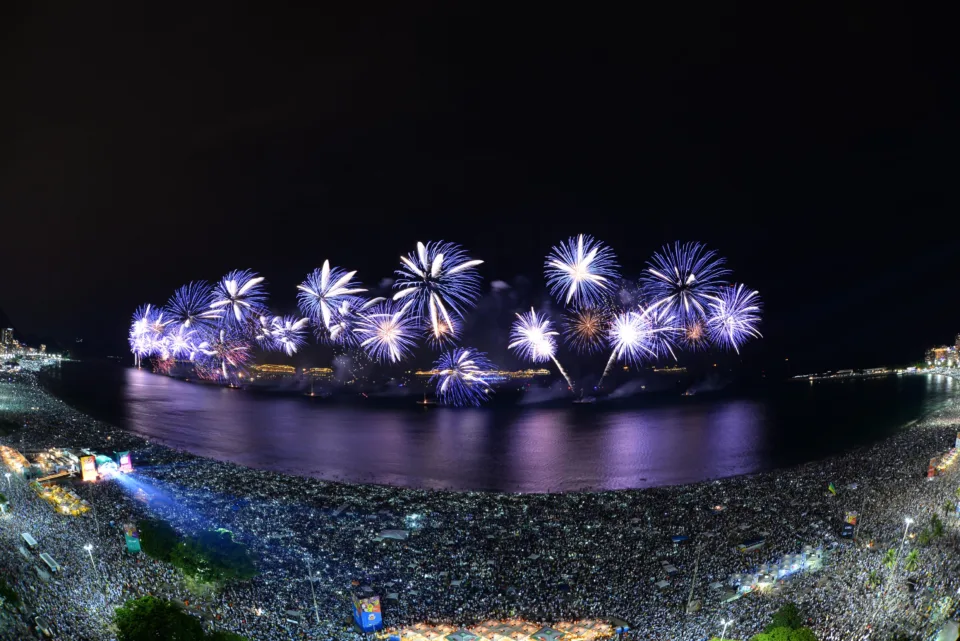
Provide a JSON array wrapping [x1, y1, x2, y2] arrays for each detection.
[[883, 548, 898, 570], [904, 550, 920, 573], [955, 486, 960, 500], [867, 570, 882, 588]]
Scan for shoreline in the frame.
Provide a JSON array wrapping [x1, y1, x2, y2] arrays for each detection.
[[4, 366, 960, 640]]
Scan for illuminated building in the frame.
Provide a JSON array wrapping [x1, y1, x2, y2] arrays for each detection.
[[303, 367, 333, 379], [1, 328, 11, 346], [248, 364, 296, 381], [251, 364, 296, 374], [926, 345, 957, 367], [412, 368, 550, 382]]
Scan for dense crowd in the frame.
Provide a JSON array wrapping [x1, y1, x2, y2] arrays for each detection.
[[3, 366, 960, 640]]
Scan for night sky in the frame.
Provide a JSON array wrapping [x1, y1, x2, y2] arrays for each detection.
[[2, 5, 957, 373]]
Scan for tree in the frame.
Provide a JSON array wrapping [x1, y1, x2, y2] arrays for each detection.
[[170, 529, 258, 583], [138, 518, 181, 562], [866, 570, 882, 589], [751, 629, 818, 641], [882, 548, 897, 570], [0, 576, 20, 607], [766, 603, 803, 631], [931, 514, 945, 538], [904, 549, 920, 573], [943, 500, 955, 515], [954, 486, 960, 501], [206, 632, 250, 641], [918, 529, 932, 546], [114, 596, 204, 641]]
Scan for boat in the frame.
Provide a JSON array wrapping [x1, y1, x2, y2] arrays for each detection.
[[416, 394, 437, 407], [682, 389, 696, 397], [573, 393, 596, 404]]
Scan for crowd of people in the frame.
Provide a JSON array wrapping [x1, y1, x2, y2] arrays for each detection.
[[3, 366, 960, 640]]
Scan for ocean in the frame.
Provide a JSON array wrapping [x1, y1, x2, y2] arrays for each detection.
[[39, 361, 957, 492]]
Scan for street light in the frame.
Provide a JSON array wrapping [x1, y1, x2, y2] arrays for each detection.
[[719, 619, 733, 641]]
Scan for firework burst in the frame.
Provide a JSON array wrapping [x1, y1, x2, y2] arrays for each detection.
[[509, 307, 574, 391], [256, 315, 310, 356], [297, 261, 367, 333], [705, 284, 762, 353], [164, 324, 199, 359], [563, 307, 609, 354], [197, 328, 252, 380], [509, 308, 558, 363], [599, 303, 680, 383], [641, 241, 730, 324], [431, 347, 496, 407], [166, 282, 221, 331], [353, 301, 419, 363], [680, 319, 709, 351], [393, 241, 483, 345], [544, 234, 619, 307], [128, 304, 169, 365], [210, 269, 268, 327]]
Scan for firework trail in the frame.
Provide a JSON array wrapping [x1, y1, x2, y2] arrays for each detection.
[[256, 315, 310, 356], [508, 307, 574, 391], [210, 269, 268, 327], [430, 347, 496, 406], [598, 302, 680, 385], [544, 234, 619, 308], [393, 241, 483, 345], [563, 307, 609, 354], [641, 241, 730, 324], [197, 328, 252, 381], [706, 284, 762, 353], [353, 300, 419, 363], [297, 261, 367, 334], [166, 282, 221, 331]]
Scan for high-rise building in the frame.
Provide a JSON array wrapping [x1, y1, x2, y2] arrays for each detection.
[[1, 328, 12, 346], [926, 345, 957, 367]]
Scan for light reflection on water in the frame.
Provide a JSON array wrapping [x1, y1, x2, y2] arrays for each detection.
[[44, 363, 951, 492]]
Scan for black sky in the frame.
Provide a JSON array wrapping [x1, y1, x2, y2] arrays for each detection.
[[1, 4, 958, 372]]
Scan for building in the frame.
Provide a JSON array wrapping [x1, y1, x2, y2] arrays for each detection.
[[926, 345, 957, 367], [1, 328, 11, 346]]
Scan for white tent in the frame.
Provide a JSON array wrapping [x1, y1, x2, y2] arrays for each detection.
[[936, 620, 959, 641]]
